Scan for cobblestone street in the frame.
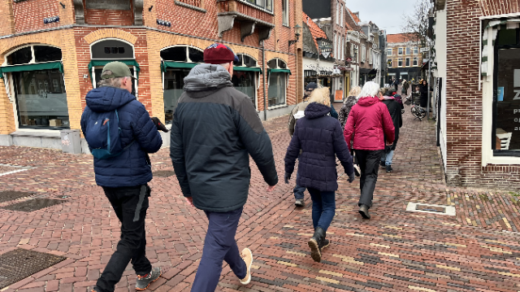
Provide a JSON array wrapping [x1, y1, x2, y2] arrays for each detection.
[[1, 106, 520, 292]]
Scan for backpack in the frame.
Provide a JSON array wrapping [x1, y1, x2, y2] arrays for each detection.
[[84, 109, 133, 159]]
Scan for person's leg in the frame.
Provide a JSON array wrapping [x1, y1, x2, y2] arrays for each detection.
[[293, 172, 305, 201], [307, 188, 323, 231], [359, 151, 384, 209], [131, 185, 152, 276], [385, 150, 395, 166], [96, 186, 151, 292], [316, 191, 336, 232], [355, 150, 368, 195], [191, 208, 246, 292]]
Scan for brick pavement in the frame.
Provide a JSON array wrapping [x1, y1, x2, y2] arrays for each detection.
[[1, 105, 520, 292]]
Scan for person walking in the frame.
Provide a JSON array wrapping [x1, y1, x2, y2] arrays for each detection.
[[288, 82, 317, 207], [338, 86, 362, 176], [81, 62, 165, 292], [420, 79, 429, 108], [170, 43, 278, 292], [380, 89, 403, 173], [343, 82, 395, 220], [284, 87, 355, 263], [402, 79, 410, 97]]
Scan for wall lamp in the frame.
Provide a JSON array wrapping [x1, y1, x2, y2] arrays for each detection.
[[288, 24, 302, 47]]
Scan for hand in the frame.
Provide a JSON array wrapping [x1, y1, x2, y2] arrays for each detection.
[[266, 184, 277, 192], [284, 173, 291, 184], [347, 172, 355, 183], [151, 117, 169, 133], [386, 141, 393, 146], [185, 197, 194, 207]]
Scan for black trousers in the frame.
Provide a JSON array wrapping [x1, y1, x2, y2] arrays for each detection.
[[355, 150, 384, 209], [96, 185, 152, 292]]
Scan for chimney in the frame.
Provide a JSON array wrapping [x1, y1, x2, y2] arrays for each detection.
[[354, 12, 359, 18]]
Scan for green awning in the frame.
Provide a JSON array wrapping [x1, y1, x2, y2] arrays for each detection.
[[88, 60, 140, 83], [161, 61, 198, 72], [234, 66, 262, 74], [268, 68, 291, 75], [0, 62, 64, 78]]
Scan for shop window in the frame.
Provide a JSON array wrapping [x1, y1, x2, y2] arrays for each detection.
[[4, 46, 68, 129], [282, 0, 289, 26], [405, 58, 410, 67], [161, 46, 204, 124], [267, 59, 288, 107], [233, 54, 259, 108], [398, 58, 403, 67], [387, 48, 392, 56], [493, 28, 520, 155], [244, 0, 272, 11]]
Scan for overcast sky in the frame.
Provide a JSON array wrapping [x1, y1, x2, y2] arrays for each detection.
[[347, 0, 418, 34]]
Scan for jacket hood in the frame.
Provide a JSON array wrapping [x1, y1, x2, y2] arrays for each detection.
[[86, 87, 135, 112], [184, 64, 233, 92], [304, 102, 331, 119], [357, 97, 380, 107]]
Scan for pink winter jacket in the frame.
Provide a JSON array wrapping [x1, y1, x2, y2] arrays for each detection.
[[343, 97, 395, 151]]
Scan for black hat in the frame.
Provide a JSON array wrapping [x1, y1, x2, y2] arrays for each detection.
[[305, 82, 318, 91]]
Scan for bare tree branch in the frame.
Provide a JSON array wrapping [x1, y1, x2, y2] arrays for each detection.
[[402, 0, 433, 47]]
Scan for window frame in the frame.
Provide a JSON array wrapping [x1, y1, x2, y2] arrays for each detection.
[[398, 47, 403, 55], [241, 0, 273, 12], [282, 0, 289, 27], [387, 59, 392, 68], [413, 46, 419, 54], [361, 44, 366, 63], [233, 53, 260, 109], [406, 47, 411, 55], [413, 57, 418, 66], [90, 39, 138, 98], [387, 48, 392, 56], [398, 58, 403, 67], [267, 58, 289, 109], [405, 58, 410, 67]]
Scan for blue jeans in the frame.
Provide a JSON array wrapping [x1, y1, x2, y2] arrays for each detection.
[[294, 172, 306, 200], [191, 208, 247, 292], [381, 150, 394, 166], [308, 188, 336, 232]]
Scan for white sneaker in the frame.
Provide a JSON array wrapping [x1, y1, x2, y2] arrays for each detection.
[[239, 248, 253, 285]]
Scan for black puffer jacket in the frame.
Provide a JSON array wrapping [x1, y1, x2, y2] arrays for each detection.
[[381, 98, 403, 150], [170, 64, 278, 212]]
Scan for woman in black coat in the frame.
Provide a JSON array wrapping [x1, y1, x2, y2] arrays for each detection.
[[380, 90, 403, 173], [419, 80, 429, 108], [284, 88, 355, 263]]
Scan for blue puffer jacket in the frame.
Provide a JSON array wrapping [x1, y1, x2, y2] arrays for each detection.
[[285, 102, 354, 192], [81, 87, 162, 187]]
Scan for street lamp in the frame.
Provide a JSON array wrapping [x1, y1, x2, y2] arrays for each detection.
[[288, 24, 302, 47]]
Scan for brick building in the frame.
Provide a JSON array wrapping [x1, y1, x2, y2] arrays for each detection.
[[386, 33, 422, 84], [433, 0, 520, 190], [0, 0, 303, 152]]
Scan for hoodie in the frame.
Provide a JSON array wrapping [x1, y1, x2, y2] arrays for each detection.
[[170, 64, 278, 212], [81, 87, 163, 187], [285, 102, 354, 192], [343, 97, 395, 151]]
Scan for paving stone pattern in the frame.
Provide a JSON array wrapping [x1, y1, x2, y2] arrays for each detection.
[[0, 106, 520, 291]]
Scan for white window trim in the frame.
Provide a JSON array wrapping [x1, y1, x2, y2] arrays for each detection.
[[282, 0, 289, 27], [387, 49, 392, 56], [234, 53, 260, 109], [387, 59, 392, 68], [398, 58, 403, 67], [340, 5, 344, 27], [398, 47, 403, 55], [89, 38, 136, 60], [405, 57, 410, 67], [413, 57, 418, 66], [267, 58, 289, 109]]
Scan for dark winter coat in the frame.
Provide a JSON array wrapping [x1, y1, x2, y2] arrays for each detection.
[[343, 97, 395, 151], [81, 87, 163, 188], [285, 102, 354, 192], [338, 96, 357, 128], [381, 98, 403, 150], [170, 64, 278, 213], [420, 83, 429, 107], [330, 105, 339, 119]]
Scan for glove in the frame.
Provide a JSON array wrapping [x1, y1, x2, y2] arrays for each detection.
[[347, 172, 355, 183], [151, 117, 169, 133], [284, 172, 291, 184]]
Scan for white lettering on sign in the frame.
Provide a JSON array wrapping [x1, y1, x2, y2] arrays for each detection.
[[515, 70, 520, 100], [514, 90, 520, 100]]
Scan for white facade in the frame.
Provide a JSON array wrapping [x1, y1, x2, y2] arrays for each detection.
[[433, 9, 447, 170]]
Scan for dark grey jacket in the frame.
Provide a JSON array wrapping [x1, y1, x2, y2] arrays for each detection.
[[170, 64, 278, 212]]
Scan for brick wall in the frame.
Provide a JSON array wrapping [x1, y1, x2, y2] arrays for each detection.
[[12, 0, 61, 33], [0, 0, 15, 36], [445, 0, 520, 190], [84, 9, 134, 26]]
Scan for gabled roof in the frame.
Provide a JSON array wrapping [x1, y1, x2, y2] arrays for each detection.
[[387, 33, 419, 44], [303, 12, 329, 54], [347, 8, 360, 23]]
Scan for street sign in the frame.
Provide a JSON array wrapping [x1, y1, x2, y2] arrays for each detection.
[[420, 47, 430, 53]]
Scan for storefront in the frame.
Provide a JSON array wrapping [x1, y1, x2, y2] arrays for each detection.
[[267, 58, 290, 108], [1, 45, 68, 129]]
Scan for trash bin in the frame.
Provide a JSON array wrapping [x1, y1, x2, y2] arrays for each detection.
[[60, 130, 82, 154]]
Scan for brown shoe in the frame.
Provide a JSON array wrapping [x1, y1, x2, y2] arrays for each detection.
[[239, 248, 253, 285]]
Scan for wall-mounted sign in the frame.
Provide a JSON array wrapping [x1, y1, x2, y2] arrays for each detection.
[[317, 38, 333, 59], [157, 19, 171, 27], [420, 47, 430, 53], [44, 16, 60, 24]]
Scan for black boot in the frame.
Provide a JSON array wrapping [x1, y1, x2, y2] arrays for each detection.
[[320, 238, 330, 250], [359, 205, 371, 219], [308, 227, 325, 262]]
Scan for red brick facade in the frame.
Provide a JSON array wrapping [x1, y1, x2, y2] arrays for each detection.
[[0, 0, 303, 142], [444, 0, 520, 190]]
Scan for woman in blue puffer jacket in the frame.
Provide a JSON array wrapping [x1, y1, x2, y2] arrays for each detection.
[[284, 87, 355, 263]]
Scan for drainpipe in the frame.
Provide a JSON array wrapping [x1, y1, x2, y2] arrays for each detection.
[[262, 40, 267, 121]]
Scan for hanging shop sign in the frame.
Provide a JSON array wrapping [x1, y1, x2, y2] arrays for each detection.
[[317, 38, 333, 59]]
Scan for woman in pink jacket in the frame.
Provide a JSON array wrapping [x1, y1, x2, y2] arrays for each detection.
[[343, 82, 395, 219]]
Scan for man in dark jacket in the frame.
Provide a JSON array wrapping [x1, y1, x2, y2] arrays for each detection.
[[170, 44, 278, 292], [380, 90, 403, 173], [81, 62, 163, 292]]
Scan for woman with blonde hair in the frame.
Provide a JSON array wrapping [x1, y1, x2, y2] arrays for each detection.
[[285, 86, 355, 262], [343, 82, 395, 219]]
